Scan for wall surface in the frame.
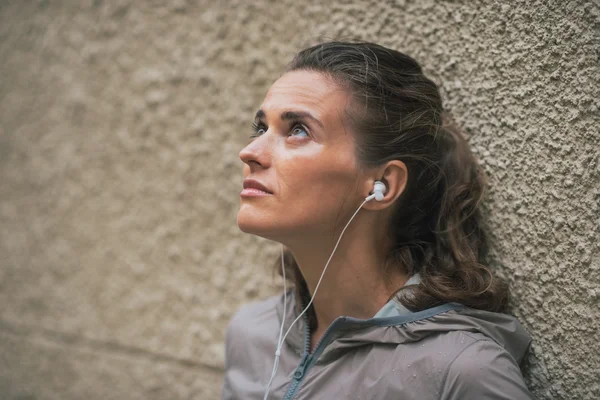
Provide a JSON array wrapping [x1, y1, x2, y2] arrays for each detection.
[[1, 0, 598, 399]]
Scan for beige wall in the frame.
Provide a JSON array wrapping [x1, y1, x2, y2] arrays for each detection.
[[1, 1, 598, 399]]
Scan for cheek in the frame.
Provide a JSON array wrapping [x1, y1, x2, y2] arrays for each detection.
[[277, 157, 359, 223]]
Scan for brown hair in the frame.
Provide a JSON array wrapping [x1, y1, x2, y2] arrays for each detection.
[[273, 41, 508, 330]]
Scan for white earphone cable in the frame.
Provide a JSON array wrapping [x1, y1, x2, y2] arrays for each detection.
[[263, 185, 384, 399], [263, 245, 287, 400]]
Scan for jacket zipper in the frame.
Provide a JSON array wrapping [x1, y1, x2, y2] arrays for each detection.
[[281, 314, 311, 400], [281, 315, 346, 399]]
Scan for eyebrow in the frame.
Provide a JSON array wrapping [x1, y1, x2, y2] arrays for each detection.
[[255, 109, 324, 129]]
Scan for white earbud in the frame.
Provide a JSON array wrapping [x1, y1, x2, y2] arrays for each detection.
[[366, 180, 387, 202], [373, 180, 387, 201]]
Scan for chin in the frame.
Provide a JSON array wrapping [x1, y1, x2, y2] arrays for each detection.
[[237, 210, 275, 239]]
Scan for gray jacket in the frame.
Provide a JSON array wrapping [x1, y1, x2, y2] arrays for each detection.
[[222, 290, 532, 399]]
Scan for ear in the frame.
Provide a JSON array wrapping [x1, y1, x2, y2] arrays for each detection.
[[362, 160, 408, 210]]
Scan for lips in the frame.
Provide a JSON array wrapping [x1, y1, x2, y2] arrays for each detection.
[[243, 179, 273, 194]]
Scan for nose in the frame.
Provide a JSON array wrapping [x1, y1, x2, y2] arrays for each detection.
[[239, 131, 272, 169]]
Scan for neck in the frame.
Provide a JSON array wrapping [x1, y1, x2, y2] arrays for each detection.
[[283, 211, 407, 343]]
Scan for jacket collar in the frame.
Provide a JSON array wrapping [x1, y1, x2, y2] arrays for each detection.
[[277, 274, 424, 354], [275, 272, 530, 367]]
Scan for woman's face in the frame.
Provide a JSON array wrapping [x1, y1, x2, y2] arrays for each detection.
[[238, 70, 366, 242]]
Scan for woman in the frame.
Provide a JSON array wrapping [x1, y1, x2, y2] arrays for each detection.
[[223, 41, 532, 400]]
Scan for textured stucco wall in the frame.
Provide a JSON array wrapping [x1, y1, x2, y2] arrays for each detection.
[[0, 1, 598, 399]]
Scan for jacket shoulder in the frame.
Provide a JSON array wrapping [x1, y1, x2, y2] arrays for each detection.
[[224, 293, 282, 357], [221, 295, 282, 400], [439, 333, 532, 399]]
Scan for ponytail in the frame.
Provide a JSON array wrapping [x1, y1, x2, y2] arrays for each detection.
[[393, 113, 508, 312]]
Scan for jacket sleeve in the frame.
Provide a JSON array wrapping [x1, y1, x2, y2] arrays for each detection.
[[220, 318, 235, 400], [440, 339, 533, 400]]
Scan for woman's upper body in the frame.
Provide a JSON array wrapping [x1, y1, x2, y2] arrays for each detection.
[[221, 278, 532, 400], [231, 41, 533, 399]]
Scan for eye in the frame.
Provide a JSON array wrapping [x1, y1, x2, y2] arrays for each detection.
[[249, 121, 310, 140], [290, 124, 309, 138], [250, 122, 267, 139]]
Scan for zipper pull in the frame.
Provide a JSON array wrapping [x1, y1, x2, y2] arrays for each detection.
[[293, 353, 310, 380]]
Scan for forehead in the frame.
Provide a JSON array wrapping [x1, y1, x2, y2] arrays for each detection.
[[261, 70, 350, 120]]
